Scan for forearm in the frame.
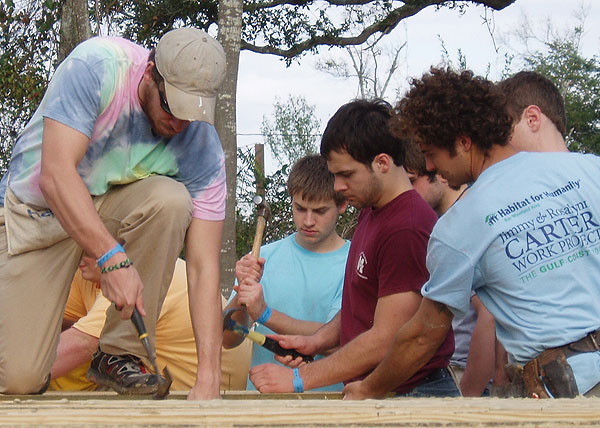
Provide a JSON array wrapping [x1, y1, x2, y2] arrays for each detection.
[[222, 295, 252, 349], [264, 310, 323, 337], [41, 174, 116, 258], [189, 276, 222, 377], [40, 120, 117, 259], [299, 324, 391, 390], [51, 328, 99, 380], [359, 300, 452, 398], [310, 312, 341, 354], [186, 218, 224, 399], [493, 338, 510, 386], [460, 310, 495, 396]]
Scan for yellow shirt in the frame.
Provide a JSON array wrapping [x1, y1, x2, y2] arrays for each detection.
[[50, 259, 251, 391]]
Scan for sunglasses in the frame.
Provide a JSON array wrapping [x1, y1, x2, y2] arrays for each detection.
[[157, 85, 172, 116]]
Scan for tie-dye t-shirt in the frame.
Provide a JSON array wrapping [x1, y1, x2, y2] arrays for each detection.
[[0, 36, 225, 221]]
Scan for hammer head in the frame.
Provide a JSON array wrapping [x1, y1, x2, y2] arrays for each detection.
[[152, 366, 173, 400], [252, 194, 271, 220]]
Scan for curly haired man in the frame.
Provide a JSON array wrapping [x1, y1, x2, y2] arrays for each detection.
[[344, 68, 600, 400]]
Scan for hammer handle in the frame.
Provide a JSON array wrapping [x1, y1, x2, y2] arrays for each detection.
[[262, 336, 314, 364], [251, 216, 267, 258], [131, 307, 147, 339], [226, 318, 314, 363]]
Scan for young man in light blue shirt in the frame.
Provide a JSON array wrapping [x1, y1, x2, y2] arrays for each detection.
[[223, 155, 349, 391]]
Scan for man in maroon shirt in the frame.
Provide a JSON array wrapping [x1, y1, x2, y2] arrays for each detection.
[[249, 99, 457, 396]]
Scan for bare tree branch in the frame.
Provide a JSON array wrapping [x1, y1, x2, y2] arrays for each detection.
[[242, 0, 516, 58], [244, 0, 379, 13]]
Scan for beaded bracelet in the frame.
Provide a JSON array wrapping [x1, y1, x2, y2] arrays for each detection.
[[100, 258, 133, 274]]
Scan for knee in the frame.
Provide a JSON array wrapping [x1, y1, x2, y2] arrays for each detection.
[[1, 369, 50, 395], [147, 177, 193, 221]]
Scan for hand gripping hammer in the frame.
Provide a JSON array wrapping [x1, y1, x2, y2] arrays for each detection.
[[223, 307, 314, 363]]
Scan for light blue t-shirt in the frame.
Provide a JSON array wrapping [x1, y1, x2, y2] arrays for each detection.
[[422, 151, 600, 394], [234, 233, 349, 392]]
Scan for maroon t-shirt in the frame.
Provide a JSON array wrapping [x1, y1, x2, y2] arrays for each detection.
[[340, 189, 455, 394]]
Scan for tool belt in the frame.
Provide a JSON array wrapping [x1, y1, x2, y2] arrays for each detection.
[[520, 330, 600, 398]]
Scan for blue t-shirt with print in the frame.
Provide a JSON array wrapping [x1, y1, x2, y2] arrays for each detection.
[[422, 151, 600, 394]]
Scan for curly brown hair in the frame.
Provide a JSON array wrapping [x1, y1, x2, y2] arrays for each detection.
[[394, 68, 512, 156]]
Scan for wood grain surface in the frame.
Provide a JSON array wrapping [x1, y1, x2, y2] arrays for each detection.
[[2, 392, 600, 427]]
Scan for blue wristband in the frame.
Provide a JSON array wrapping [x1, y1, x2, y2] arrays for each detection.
[[97, 243, 125, 267], [293, 368, 304, 393], [256, 305, 272, 324]]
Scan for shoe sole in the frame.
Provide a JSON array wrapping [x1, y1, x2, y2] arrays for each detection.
[[87, 367, 159, 395]]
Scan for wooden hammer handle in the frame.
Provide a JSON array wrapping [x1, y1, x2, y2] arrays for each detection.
[[251, 216, 267, 258]]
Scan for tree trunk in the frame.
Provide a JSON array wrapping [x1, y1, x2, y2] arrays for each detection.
[[216, 0, 243, 297], [58, 0, 92, 63]]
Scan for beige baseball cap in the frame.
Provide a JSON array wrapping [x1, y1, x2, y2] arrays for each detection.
[[155, 28, 226, 124]]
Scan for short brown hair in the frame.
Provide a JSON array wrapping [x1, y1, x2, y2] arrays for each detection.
[[403, 139, 435, 182], [287, 155, 345, 206], [147, 49, 163, 84], [498, 71, 566, 136]]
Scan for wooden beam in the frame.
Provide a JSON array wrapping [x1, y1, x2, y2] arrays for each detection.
[[1, 394, 600, 426]]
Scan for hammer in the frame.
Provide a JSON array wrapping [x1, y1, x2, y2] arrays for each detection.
[[251, 195, 270, 258], [131, 307, 173, 399], [223, 308, 314, 363]]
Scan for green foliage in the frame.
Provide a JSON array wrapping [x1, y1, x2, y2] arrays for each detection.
[[438, 17, 600, 155], [523, 31, 600, 154], [236, 146, 295, 258], [236, 142, 359, 258], [0, 0, 59, 176], [100, 0, 217, 46], [237, 95, 360, 258], [237, 95, 321, 257], [261, 95, 321, 166]]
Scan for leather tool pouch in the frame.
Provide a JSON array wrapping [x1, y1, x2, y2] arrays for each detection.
[[507, 331, 599, 398], [523, 348, 579, 398], [537, 348, 579, 398], [523, 358, 551, 398], [502, 364, 526, 398]]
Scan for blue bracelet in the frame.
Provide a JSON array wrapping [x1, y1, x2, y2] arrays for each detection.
[[292, 368, 304, 393], [256, 306, 272, 324], [97, 243, 125, 267]]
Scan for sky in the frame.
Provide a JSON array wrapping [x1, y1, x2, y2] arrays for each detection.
[[234, 0, 600, 170]]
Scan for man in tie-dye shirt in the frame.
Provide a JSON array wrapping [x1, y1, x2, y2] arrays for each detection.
[[0, 28, 226, 400]]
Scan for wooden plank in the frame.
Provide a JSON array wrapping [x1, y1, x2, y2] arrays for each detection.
[[1, 395, 600, 427], [0, 390, 343, 401]]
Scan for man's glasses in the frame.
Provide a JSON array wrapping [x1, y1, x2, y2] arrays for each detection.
[[157, 85, 172, 116]]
